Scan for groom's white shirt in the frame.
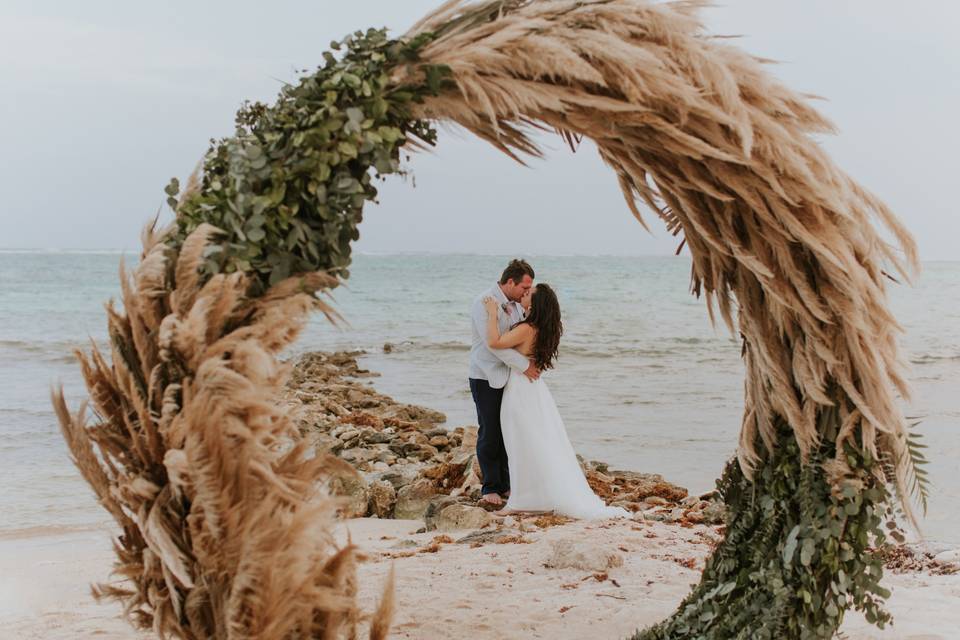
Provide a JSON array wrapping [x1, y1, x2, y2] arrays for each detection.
[[469, 283, 529, 388]]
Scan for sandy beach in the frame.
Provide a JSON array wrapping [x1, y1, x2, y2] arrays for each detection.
[[3, 351, 957, 639], [2, 518, 958, 640]]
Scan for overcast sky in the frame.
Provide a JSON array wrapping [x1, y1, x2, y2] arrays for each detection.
[[1, 1, 957, 259]]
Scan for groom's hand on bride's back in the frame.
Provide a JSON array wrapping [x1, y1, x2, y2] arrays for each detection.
[[523, 361, 541, 381]]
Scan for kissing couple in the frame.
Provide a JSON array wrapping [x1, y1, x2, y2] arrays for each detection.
[[468, 259, 629, 519]]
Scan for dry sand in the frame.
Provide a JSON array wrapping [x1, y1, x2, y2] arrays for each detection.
[[2, 518, 957, 639]]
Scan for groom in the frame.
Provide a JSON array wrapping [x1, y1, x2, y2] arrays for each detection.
[[469, 259, 540, 508]]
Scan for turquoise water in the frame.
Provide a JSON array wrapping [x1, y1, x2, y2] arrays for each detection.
[[1, 252, 957, 543]]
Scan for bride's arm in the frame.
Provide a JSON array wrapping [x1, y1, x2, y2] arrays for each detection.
[[483, 297, 533, 349], [490, 324, 533, 350]]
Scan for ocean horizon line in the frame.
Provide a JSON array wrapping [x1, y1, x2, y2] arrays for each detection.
[[2, 247, 957, 262]]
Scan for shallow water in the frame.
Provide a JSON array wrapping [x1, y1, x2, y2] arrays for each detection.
[[1, 252, 957, 543]]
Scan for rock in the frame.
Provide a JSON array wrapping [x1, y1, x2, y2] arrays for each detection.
[[373, 466, 421, 490], [584, 469, 618, 500], [459, 427, 478, 451], [449, 447, 476, 467], [391, 539, 418, 549], [340, 447, 377, 464], [644, 496, 669, 506], [374, 450, 398, 464], [642, 511, 669, 522], [421, 461, 469, 493], [324, 400, 349, 417], [433, 504, 495, 532], [368, 479, 397, 518], [423, 496, 461, 531], [634, 481, 688, 503], [684, 509, 705, 524], [406, 444, 439, 462], [451, 458, 482, 499], [383, 342, 394, 353], [347, 389, 381, 408], [666, 508, 685, 523], [361, 430, 392, 444], [702, 501, 726, 524], [611, 500, 641, 513], [405, 431, 431, 445], [394, 478, 437, 520], [610, 470, 663, 484], [387, 404, 446, 426], [544, 539, 624, 572], [590, 460, 609, 474], [341, 412, 384, 429], [455, 529, 521, 545], [337, 429, 360, 441], [328, 470, 369, 518], [429, 435, 450, 448]]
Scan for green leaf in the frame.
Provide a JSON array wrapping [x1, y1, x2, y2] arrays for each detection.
[[346, 107, 364, 123], [164, 177, 180, 196], [783, 525, 800, 564], [825, 600, 838, 618], [800, 538, 815, 566]]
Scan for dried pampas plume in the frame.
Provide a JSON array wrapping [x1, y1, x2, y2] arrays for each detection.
[[54, 217, 388, 637]]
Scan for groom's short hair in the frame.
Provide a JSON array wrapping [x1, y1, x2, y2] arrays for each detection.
[[499, 259, 535, 285]]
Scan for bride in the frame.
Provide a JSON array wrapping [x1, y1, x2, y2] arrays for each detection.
[[483, 285, 629, 520]]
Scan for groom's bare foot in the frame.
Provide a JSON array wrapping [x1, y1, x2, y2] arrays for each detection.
[[479, 493, 503, 509]]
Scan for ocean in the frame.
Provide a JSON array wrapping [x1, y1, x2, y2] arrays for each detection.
[[1, 252, 957, 544]]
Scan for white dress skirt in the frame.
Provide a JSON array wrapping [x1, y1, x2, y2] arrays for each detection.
[[500, 370, 630, 520]]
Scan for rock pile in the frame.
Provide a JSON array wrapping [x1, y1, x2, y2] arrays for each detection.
[[286, 351, 726, 529]]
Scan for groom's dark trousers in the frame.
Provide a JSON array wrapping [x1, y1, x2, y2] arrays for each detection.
[[469, 377, 510, 497]]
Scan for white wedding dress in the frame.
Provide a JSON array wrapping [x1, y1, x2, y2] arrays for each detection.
[[500, 370, 630, 520]]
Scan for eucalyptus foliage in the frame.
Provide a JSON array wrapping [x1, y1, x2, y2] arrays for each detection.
[[633, 407, 897, 640], [165, 29, 445, 293]]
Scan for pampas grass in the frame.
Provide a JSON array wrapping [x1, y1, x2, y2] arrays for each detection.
[[399, 0, 919, 513], [54, 218, 386, 638]]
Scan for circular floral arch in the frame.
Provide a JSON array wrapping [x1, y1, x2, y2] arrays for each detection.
[[56, 2, 923, 639]]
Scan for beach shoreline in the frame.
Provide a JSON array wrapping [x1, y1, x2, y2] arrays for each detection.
[[3, 350, 957, 639]]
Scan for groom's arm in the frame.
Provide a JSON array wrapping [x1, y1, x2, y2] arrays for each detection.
[[472, 299, 529, 372]]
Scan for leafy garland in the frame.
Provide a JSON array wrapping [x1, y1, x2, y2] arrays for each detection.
[[151, 26, 917, 640], [633, 404, 897, 640], [164, 29, 445, 294]]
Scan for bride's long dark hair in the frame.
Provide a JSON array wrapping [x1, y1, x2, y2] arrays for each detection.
[[521, 283, 563, 371]]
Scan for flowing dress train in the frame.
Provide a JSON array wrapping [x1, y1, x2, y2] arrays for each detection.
[[501, 371, 629, 519]]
